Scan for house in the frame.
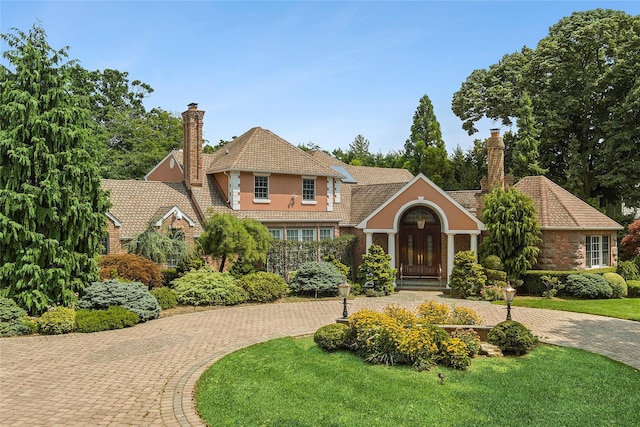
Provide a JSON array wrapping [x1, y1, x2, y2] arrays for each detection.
[[103, 104, 622, 284]]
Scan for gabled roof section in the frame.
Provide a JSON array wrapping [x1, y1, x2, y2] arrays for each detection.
[[514, 176, 622, 230], [207, 127, 341, 177], [144, 151, 183, 181], [153, 206, 197, 227], [101, 179, 204, 238]]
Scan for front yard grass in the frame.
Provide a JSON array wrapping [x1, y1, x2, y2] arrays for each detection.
[[195, 337, 640, 427], [503, 297, 640, 321]]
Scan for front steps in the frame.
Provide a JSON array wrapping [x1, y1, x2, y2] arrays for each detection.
[[396, 278, 446, 291]]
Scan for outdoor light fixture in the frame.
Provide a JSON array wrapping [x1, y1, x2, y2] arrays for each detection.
[[502, 282, 516, 321], [338, 281, 351, 322], [416, 214, 426, 230]]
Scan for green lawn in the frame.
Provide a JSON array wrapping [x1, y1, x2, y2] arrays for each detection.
[[195, 337, 640, 427], [503, 296, 640, 321]]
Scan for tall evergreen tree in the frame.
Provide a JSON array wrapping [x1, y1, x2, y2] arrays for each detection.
[[511, 92, 546, 180], [0, 24, 110, 314], [403, 94, 452, 186], [480, 188, 542, 280]]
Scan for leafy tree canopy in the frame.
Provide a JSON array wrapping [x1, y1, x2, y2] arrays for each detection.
[[0, 24, 109, 314], [452, 9, 640, 209]]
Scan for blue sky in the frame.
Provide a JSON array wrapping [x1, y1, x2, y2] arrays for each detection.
[[2, 1, 638, 155]]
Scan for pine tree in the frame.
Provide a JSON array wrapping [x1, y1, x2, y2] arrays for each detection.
[[0, 24, 110, 314]]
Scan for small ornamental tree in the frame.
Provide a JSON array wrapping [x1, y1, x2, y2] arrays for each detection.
[[621, 219, 640, 260], [0, 24, 109, 314], [480, 187, 542, 280], [127, 224, 187, 265], [357, 244, 397, 296]]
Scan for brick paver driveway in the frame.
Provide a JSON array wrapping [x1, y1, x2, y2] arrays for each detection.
[[1, 292, 639, 426]]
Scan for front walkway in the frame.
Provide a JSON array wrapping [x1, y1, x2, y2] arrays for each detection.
[[1, 292, 638, 426]]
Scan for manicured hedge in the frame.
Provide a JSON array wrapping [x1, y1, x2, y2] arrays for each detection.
[[520, 268, 616, 296]]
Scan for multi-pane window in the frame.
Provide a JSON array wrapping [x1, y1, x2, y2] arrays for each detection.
[[302, 178, 316, 201], [586, 235, 610, 268], [254, 175, 269, 200], [301, 229, 315, 241], [99, 234, 109, 255], [286, 229, 300, 241], [319, 228, 334, 240], [269, 228, 283, 240]]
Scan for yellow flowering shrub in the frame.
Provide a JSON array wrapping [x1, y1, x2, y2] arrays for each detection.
[[383, 304, 418, 327], [443, 337, 471, 370], [396, 326, 439, 367], [416, 300, 451, 324], [451, 306, 483, 325]]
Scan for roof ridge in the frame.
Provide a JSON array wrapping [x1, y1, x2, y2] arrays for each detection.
[[543, 177, 579, 226]]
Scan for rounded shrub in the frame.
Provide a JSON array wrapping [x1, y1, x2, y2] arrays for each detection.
[[488, 320, 539, 355], [79, 279, 161, 322], [150, 287, 178, 309], [626, 280, 640, 297], [0, 297, 36, 337], [289, 262, 344, 297], [172, 271, 247, 306], [564, 274, 613, 299], [602, 272, 628, 298], [162, 268, 180, 287], [99, 253, 163, 288], [417, 300, 451, 324], [37, 307, 76, 335], [313, 323, 351, 352], [76, 306, 139, 333], [237, 272, 289, 302]]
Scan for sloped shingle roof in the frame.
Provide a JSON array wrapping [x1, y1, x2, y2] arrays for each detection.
[[206, 127, 341, 177], [102, 179, 204, 238], [515, 176, 622, 229]]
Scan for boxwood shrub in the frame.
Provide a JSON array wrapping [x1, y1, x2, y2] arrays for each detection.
[[313, 323, 351, 352], [488, 320, 538, 355], [237, 272, 289, 302], [76, 306, 139, 333], [602, 272, 628, 298], [172, 271, 247, 306], [521, 268, 616, 296], [0, 297, 36, 337], [627, 280, 640, 297], [37, 307, 76, 335], [79, 279, 161, 322], [150, 287, 178, 309], [564, 274, 613, 299]]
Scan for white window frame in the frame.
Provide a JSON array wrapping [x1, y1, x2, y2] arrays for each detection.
[[320, 228, 334, 240], [253, 174, 270, 203], [302, 176, 317, 204], [286, 229, 300, 241], [269, 228, 283, 240], [301, 229, 316, 241], [586, 235, 610, 268]]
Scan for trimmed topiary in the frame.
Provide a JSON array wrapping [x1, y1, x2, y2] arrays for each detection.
[[172, 270, 247, 306], [313, 323, 351, 352], [76, 306, 139, 333], [603, 272, 628, 298], [37, 307, 76, 335], [79, 279, 161, 322], [488, 320, 538, 355], [150, 287, 178, 309], [237, 272, 289, 302], [99, 253, 163, 288], [626, 280, 640, 297], [0, 297, 36, 337], [449, 251, 487, 299], [289, 262, 344, 297], [564, 274, 613, 299], [356, 244, 397, 296]]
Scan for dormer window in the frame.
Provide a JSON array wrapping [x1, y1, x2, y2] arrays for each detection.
[[302, 177, 316, 204]]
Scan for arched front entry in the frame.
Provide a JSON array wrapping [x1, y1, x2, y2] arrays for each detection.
[[398, 206, 441, 278]]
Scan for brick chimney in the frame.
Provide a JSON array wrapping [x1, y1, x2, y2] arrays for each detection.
[[181, 103, 205, 188], [486, 128, 505, 191]]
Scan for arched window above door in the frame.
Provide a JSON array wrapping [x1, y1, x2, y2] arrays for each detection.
[[402, 208, 438, 229]]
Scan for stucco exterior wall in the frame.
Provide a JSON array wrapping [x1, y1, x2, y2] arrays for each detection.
[[146, 155, 184, 183], [238, 172, 328, 211]]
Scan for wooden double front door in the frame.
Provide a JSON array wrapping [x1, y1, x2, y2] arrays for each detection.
[[399, 208, 441, 278]]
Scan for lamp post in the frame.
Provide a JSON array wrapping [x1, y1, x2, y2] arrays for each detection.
[[337, 282, 351, 323], [502, 282, 516, 321]]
